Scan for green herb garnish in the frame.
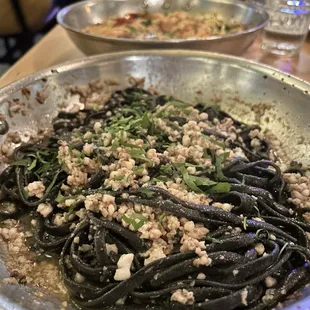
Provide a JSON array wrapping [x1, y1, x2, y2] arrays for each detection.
[[158, 214, 166, 222], [133, 166, 145, 175], [152, 176, 170, 182], [243, 217, 248, 230], [139, 187, 155, 198], [36, 151, 49, 164], [11, 159, 30, 167], [215, 152, 230, 181], [160, 164, 177, 177], [45, 171, 62, 195], [28, 159, 37, 171], [182, 169, 203, 193], [173, 163, 230, 194], [127, 25, 138, 34], [253, 205, 261, 217], [165, 100, 192, 109], [205, 236, 223, 244], [142, 19, 152, 27], [128, 149, 153, 165], [202, 134, 226, 149], [23, 189, 29, 199], [141, 112, 155, 135], [206, 182, 231, 194], [121, 213, 148, 231], [113, 175, 126, 181], [55, 191, 66, 204]]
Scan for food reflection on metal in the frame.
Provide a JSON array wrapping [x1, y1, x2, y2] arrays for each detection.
[[182, 0, 198, 11], [162, 0, 171, 9], [142, 0, 149, 9]]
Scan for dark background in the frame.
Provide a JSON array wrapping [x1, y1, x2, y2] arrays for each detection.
[[0, 0, 81, 74]]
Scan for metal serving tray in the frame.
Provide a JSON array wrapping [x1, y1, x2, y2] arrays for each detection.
[[57, 0, 269, 56], [0, 50, 309, 309]]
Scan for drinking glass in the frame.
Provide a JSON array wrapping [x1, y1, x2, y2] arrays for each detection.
[[252, 0, 310, 56]]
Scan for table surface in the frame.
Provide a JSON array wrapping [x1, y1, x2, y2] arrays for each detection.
[[1, 25, 310, 88]]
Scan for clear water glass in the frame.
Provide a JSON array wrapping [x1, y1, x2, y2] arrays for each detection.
[[253, 0, 310, 56]]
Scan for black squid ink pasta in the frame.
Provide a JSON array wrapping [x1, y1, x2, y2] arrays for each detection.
[[0, 86, 310, 310]]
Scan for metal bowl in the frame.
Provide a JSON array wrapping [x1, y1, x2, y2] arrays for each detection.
[[0, 50, 310, 310], [57, 0, 269, 56]]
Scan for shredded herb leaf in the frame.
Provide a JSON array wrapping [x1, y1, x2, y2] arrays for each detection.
[[127, 25, 138, 34], [253, 205, 261, 217], [121, 213, 148, 231], [202, 134, 226, 149], [142, 19, 152, 26], [139, 187, 155, 198], [141, 112, 155, 135], [205, 236, 223, 244], [152, 176, 169, 182], [206, 182, 231, 194], [11, 159, 30, 167], [215, 152, 230, 181], [158, 214, 166, 222], [243, 217, 248, 230], [55, 191, 66, 204], [45, 170, 63, 196], [128, 149, 153, 165], [165, 100, 192, 109], [23, 189, 29, 199], [28, 159, 37, 171], [181, 168, 203, 193], [175, 164, 230, 194]]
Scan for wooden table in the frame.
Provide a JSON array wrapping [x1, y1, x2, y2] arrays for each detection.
[[1, 25, 310, 88]]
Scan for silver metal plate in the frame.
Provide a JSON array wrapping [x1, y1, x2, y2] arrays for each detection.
[[57, 0, 269, 56], [0, 50, 309, 309]]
